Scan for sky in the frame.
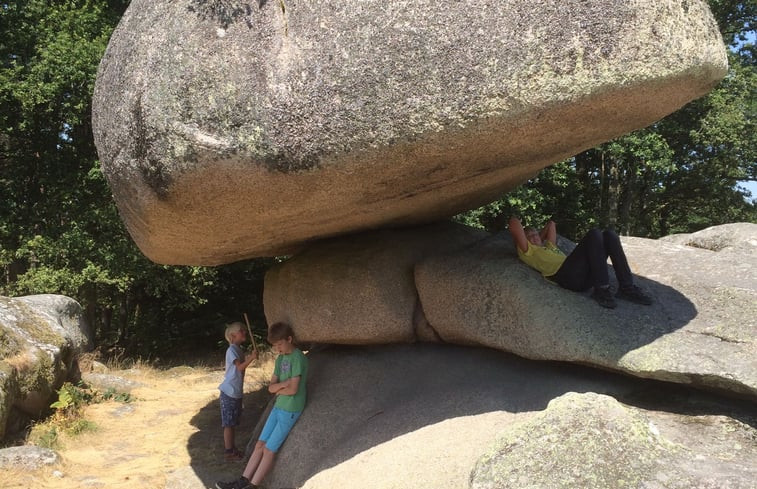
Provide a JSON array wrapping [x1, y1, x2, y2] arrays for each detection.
[[733, 31, 756, 203], [737, 180, 757, 203]]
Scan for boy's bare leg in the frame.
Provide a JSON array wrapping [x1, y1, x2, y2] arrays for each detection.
[[251, 447, 276, 486], [223, 427, 235, 450], [243, 441, 266, 480]]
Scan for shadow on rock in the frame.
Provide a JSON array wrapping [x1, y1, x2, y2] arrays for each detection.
[[261, 343, 755, 488], [185, 383, 273, 487], [417, 232, 700, 363], [183, 343, 754, 488], [187, 0, 257, 29]]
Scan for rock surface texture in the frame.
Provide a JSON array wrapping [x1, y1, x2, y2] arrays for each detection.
[[256, 344, 757, 489], [92, 0, 727, 265], [470, 391, 757, 489], [265, 223, 757, 400], [264, 221, 489, 344], [0, 295, 91, 440]]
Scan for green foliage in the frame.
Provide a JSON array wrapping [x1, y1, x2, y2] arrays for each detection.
[[0, 1, 272, 358], [1, 1, 755, 362], [50, 381, 95, 413], [101, 387, 134, 403], [49, 381, 133, 417], [29, 380, 130, 448], [29, 424, 60, 449]]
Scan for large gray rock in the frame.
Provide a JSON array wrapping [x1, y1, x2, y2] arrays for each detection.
[[253, 345, 756, 489], [471, 391, 757, 489], [92, 0, 727, 265], [264, 222, 489, 344], [0, 295, 91, 439], [0, 363, 15, 442], [265, 222, 756, 400], [416, 229, 757, 400], [659, 222, 757, 255]]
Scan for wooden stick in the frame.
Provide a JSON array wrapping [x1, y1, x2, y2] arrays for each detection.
[[243, 313, 258, 353]]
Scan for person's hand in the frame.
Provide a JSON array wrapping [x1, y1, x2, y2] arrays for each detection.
[[245, 350, 258, 363]]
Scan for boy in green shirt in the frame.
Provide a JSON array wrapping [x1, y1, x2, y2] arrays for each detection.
[[216, 322, 308, 489]]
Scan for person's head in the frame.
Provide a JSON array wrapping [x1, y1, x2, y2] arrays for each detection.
[[224, 322, 246, 345], [525, 227, 543, 246], [267, 322, 295, 354]]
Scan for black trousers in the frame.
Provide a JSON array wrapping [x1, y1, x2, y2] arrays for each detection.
[[551, 229, 633, 292]]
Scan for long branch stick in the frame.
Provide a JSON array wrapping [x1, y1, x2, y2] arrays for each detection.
[[243, 313, 258, 353]]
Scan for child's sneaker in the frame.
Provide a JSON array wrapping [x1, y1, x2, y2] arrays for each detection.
[[591, 286, 617, 309], [223, 448, 244, 462], [215, 476, 253, 489], [616, 284, 654, 305]]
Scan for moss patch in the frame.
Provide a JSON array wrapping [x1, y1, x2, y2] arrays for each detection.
[[0, 297, 67, 359], [471, 392, 678, 489]]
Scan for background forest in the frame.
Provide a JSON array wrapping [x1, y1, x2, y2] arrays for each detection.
[[1, 0, 755, 359]]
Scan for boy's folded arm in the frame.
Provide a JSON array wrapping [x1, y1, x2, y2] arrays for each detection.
[[274, 376, 301, 396]]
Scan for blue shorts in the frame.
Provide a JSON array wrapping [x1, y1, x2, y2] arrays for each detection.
[[220, 391, 243, 427], [259, 407, 301, 452]]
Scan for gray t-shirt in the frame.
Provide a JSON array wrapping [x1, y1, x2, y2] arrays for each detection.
[[219, 344, 244, 399]]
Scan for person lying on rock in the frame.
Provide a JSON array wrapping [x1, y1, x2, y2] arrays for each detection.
[[508, 216, 653, 309], [216, 322, 308, 489]]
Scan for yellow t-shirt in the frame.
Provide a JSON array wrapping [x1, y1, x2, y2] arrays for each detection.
[[517, 241, 566, 277]]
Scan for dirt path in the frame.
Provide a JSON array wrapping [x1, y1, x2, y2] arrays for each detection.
[[1, 357, 276, 489]]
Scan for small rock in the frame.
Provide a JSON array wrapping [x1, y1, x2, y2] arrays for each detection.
[[81, 372, 145, 394], [0, 445, 60, 470]]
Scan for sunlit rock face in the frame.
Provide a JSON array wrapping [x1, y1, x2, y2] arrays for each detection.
[[93, 0, 727, 265], [264, 223, 757, 401], [0, 295, 91, 440]]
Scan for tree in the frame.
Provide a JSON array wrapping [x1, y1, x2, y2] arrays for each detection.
[[0, 1, 272, 358]]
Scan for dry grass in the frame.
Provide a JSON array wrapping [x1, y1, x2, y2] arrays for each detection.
[[0, 352, 277, 489]]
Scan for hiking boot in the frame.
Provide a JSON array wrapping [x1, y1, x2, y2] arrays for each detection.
[[616, 284, 654, 305], [591, 286, 617, 309], [215, 476, 253, 489]]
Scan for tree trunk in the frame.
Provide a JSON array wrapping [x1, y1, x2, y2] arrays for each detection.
[[606, 157, 620, 230], [619, 161, 639, 235]]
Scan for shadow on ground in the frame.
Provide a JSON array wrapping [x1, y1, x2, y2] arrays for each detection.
[[186, 343, 755, 488], [186, 382, 273, 487]]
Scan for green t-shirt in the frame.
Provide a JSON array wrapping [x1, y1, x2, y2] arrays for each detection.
[[273, 348, 308, 413]]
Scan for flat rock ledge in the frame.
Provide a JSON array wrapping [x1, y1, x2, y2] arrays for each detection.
[[265, 222, 757, 401], [257, 345, 756, 489]]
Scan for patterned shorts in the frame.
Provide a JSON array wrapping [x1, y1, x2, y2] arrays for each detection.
[[220, 391, 243, 427]]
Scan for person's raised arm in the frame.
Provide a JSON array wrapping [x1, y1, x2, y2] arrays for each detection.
[[235, 350, 258, 371], [540, 220, 557, 246], [508, 216, 529, 253]]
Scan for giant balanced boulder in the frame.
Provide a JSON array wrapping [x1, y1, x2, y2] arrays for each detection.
[[93, 0, 727, 265]]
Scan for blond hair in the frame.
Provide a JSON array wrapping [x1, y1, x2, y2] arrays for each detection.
[[224, 322, 245, 343]]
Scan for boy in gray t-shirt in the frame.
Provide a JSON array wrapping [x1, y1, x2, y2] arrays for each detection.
[[219, 322, 257, 461]]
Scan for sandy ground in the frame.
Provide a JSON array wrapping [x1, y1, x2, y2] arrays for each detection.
[[0, 355, 276, 489]]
